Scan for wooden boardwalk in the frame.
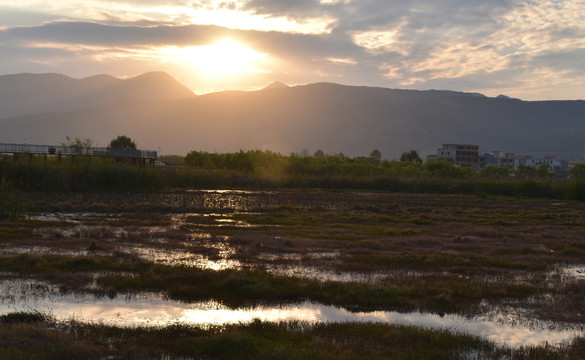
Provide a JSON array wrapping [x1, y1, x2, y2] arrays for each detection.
[[0, 143, 158, 166]]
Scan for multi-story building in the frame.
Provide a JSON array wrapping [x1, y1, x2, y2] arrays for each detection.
[[479, 151, 515, 171], [437, 144, 479, 168], [436, 143, 569, 176], [499, 153, 515, 171]]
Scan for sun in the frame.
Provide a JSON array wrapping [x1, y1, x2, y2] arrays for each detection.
[[170, 40, 267, 77]]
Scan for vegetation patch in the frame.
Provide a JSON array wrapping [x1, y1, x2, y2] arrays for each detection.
[[1, 314, 584, 359], [3, 190, 585, 357], [4, 151, 585, 200], [0, 225, 36, 242]]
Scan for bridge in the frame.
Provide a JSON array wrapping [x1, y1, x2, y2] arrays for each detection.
[[0, 143, 158, 166]]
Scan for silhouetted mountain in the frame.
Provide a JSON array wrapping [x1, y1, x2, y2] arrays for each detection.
[[1, 79, 584, 159], [264, 81, 289, 90], [0, 71, 194, 119]]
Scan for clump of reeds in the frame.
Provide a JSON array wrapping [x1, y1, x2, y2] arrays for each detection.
[[0, 311, 51, 324], [0, 178, 28, 220], [0, 312, 98, 359], [1, 313, 584, 359]]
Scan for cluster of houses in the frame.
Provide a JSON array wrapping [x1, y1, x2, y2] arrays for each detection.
[[428, 143, 577, 177]]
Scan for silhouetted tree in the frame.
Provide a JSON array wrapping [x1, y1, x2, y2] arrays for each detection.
[[570, 164, 585, 180], [62, 136, 93, 155], [314, 149, 325, 158], [109, 135, 137, 150], [514, 164, 538, 179], [537, 164, 553, 178], [424, 158, 471, 178], [400, 150, 422, 164], [370, 149, 382, 161]]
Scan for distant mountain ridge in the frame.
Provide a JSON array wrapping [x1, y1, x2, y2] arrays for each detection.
[[0, 71, 194, 119], [1, 72, 584, 160], [264, 81, 289, 90]]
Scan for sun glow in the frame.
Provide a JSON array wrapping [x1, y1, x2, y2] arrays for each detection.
[[165, 40, 268, 77]]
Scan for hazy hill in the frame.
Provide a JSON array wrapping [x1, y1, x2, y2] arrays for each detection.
[[0, 71, 194, 119], [1, 77, 584, 160], [264, 81, 289, 90]]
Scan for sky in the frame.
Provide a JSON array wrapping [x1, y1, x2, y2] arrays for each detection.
[[1, 0, 584, 100]]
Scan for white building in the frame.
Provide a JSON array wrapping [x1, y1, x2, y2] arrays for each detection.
[[514, 155, 568, 174]]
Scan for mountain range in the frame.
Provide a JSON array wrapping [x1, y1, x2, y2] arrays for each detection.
[[1, 72, 584, 160]]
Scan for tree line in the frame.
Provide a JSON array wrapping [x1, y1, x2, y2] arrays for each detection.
[[182, 149, 585, 181], [3, 134, 585, 200]]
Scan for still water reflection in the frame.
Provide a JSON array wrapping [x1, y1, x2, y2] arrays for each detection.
[[1, 279, 581, 349]]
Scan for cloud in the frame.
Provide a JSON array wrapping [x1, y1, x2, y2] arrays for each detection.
[[1, 0, 585, 99], [2, 21, 227, 46], [1, 20, 363, 58], [242, 0, 336, 17], [0, 8, 59, 28]]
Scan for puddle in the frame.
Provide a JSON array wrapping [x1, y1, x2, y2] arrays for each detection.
[[266, 264, 387, 284], [118, 245, 241, 270], [558, 265, 585, 280], [0, 278, 581, 349], [29, 212, 119, 224], [2, 246, 89, 257]]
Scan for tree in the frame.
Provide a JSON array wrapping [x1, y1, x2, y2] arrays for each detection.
[[536, 163, 553, 179], [313, 149, 325, 158], [109, 135, 137, 150], [514, 164, 538, 179], [62, 136, 93, 155], [185, 150, 218, 169], [400, 150, 422, 164], [370, 149, 382, 162], [570, 164, 585, 180]]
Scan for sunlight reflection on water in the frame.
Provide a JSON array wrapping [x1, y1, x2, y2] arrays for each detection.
[[122, 246, 241, 270], [12, 207, 585, 349], [559, 265, 585, 280], [0, 279, 582, 349]]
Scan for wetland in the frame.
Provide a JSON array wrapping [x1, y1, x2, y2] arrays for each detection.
[[2, 190, 585, 359]]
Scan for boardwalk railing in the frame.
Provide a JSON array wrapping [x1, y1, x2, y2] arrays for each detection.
[[0, 143, 157, 159]]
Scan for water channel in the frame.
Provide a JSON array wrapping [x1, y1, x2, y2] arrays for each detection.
[[0, 278, 582, 349]]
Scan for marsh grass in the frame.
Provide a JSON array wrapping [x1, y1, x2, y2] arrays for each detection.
[[0, 225, 37, 242], [1, 313, 583, 359], [5, 154, 585, 201], [0, 253, 555, 314], [0, 312, 99, 360], [0, 311, 51, 324], [4, 192, 585, 315], [0, 179, 28, 220], [3, 190, 585, 357]]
